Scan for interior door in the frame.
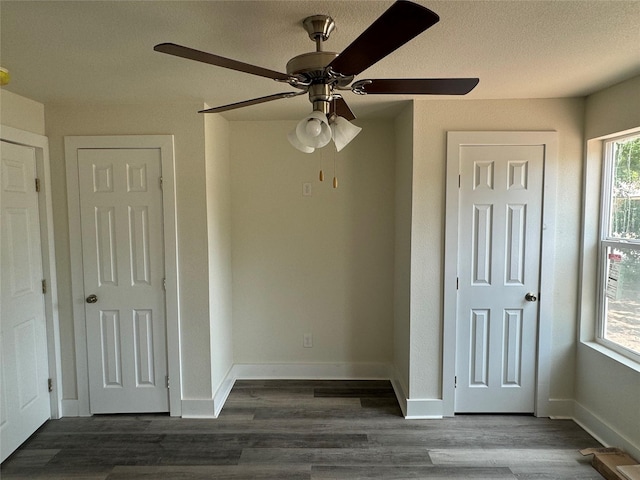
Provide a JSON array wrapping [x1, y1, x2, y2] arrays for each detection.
[[78, 147, 168, 414], [455, 144, 543, 413], [0, 141, 50, 462]]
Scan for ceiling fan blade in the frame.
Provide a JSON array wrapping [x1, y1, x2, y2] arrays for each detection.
[[328, 1, 439, 77], [330, 97, 356, 121], [198, 92, 302, 114], [352, 78, 479, 95], [154, 43, 293, 82]]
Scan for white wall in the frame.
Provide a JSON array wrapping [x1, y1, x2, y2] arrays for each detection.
[[577, 75, 640, 458], [45, 103, 214, 401], [408, 98, 585, 403], [229, 120, 395, 368], [584, 76, 640, 140], [393, 104, 413, 395], [204, 113, 234, 398], [0, 89, 45, 135]]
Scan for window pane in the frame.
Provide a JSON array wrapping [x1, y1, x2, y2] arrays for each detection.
[[604, 246, 640, 355], [609, 136, 640, 239]]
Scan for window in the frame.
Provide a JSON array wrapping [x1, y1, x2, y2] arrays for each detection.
[[598, 133, 640, 361]]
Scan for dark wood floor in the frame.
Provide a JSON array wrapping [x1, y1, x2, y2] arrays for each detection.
[[1, 380, 604, 479]]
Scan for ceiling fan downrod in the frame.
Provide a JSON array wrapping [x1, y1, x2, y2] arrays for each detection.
[[302, 15, 336, 52], [286, 15, 354, 111]]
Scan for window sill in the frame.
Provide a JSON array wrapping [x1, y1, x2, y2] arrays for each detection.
[[581, 340, 640, 374]]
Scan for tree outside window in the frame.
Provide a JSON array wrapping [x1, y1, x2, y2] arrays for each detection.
[[600, 134, 640, 359]]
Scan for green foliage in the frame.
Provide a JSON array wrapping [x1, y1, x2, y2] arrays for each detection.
[[611, 136, 640, 239], [611, 136, 640, 296]]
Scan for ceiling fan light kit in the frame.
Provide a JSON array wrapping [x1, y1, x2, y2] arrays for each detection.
[[287, 130, 315, 154], [294, 111, 332, 149], [154, 0, 479, 153]]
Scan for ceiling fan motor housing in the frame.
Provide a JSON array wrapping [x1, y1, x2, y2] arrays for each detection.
[[286, 51, 338, 79]]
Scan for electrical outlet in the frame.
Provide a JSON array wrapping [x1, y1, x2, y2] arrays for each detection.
[[302, 182, 312, 196], [303, 333, 313, 348]]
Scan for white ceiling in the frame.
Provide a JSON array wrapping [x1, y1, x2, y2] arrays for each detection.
[[1, 0, 639, 120]]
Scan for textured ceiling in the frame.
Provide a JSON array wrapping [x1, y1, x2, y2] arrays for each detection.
[[1, 0, 639, 120]]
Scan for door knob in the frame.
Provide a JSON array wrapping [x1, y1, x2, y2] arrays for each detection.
[[525, 292, 537, 302], [86, 294, 98, 304]]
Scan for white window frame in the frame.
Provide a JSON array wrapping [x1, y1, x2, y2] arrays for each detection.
[[596, 132, 640, 363]]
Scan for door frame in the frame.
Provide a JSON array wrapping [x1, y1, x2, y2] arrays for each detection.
[[65, 135, 181, 416], [442, 131, 558, 417], [0, 124, 62, 420]]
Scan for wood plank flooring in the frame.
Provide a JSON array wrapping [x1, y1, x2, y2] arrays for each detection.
[[1, 380, 604, 479]]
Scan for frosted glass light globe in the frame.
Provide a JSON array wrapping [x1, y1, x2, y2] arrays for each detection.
[[305, 119, 322, 137]]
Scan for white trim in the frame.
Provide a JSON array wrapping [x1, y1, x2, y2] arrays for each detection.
[[595, 132, 640, 364], [578, 139, 604, 340], [0, 125, 62, 420], [181, 399, 216, 418], [61, 399, 80, 417], [574, 401, 640, 461], [443, 131, 558, 417], [389, 369, 409, 417], [405, 399, 443, 419], [64, 135, 181, 416], [388, 366, 443, 419], [391, 384, 407, 418], [213, 371, 236, 418]]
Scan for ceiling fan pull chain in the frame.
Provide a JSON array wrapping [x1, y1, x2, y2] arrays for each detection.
[[319, 149, 325, 181], [333, 151, 338, 189]]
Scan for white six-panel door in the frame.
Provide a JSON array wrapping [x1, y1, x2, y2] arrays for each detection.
[[78, 148, 168, 413], [455, 145, 543, 413], [0, 141, 50, 461]]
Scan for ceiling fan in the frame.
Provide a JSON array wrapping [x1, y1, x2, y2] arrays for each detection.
[[154, 0, 478, 152]]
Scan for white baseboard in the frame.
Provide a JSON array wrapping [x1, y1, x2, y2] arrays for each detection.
[[574, 401, 640, 460], [387, 369, 443, 419], [181, 399, 216, 418], [213, 371, 236, 418], [405, 398, 444, 419], [389, 375, 408, 417]]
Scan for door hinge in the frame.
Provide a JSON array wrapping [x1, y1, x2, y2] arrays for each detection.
[[159, 176, 163, 189], [456, 277, 459, 290], [42, 279, 47, 294], [163, 278, 166, 291], [166, 375, 170, 388], [458, 175, 461, 188], [454, 376, 457, 388], [35, 178, 41, 192], [48, 378, 53, 393]]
